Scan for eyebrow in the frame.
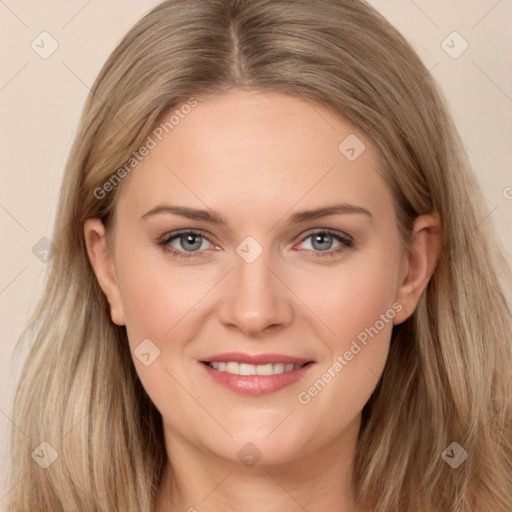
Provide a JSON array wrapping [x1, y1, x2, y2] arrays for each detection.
[[141, 202, 372, 227]]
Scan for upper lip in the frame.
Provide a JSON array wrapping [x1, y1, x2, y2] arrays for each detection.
[[200, 352, 314, 365]]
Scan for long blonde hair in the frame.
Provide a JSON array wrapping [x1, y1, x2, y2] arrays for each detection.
[[7, 1, 512, 511]]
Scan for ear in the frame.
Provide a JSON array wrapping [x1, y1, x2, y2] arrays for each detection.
[[393, 213, 442, 325], [84, 218, 126, 326]]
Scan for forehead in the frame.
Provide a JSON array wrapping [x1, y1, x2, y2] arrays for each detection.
[[116, 90, 393, 224]]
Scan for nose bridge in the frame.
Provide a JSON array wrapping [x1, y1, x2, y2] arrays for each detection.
[[218, 238, 293, 335]]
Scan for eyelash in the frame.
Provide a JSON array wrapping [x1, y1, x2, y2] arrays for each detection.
[[156, 229, 353, 261]]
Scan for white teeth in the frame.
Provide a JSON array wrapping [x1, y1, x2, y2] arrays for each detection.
[[273, 363, 285, 374], [256, 363, 274, 375], [207, 361, 304, 375], [239, 363, 256, 376], [226, 362, 239, 374]]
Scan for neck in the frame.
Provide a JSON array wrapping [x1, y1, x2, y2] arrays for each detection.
[[156, 415, 362, 512]]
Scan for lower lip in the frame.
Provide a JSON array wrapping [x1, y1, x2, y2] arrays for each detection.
[[200, 362, 315, 396]]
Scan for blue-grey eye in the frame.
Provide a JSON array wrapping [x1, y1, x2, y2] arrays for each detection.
[[176, 233, 204, 251], [310, 232, 335, 251]]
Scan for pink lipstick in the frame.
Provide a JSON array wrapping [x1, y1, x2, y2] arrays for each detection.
[[199, 352, 315, 396]]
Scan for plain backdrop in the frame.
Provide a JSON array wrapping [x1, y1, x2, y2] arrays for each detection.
[[1, 0, 511, 501]]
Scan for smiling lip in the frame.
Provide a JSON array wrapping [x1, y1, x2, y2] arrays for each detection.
[[201, 352, 312, 365], [199, 352, 315, 396]]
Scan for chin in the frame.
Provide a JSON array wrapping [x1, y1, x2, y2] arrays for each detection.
[[211, 430, 313, 467]]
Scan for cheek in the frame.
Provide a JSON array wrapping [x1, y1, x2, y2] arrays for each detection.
[[320, 269, 396, 334], [299, 245, 401, 353], [116, 242, 210, 343], [114, 250, 211, 426], [291, 243, 401, 421]]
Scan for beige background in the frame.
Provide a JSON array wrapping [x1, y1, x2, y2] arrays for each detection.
[[1, 0, 511, 501]]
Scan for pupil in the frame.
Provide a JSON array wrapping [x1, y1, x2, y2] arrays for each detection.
[[313, 233, 331, 251], [183, 234, 201, 250]]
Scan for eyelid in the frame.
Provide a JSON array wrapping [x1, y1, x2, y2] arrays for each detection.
[[158, 227, 352, 244], [158, 229, 217, 249], [157, 227, 353, 259], [295, 227, 353, 245]]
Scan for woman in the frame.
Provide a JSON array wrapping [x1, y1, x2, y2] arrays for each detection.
[[7, 1, 511, 511]]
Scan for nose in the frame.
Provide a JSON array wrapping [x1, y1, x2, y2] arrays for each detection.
[[217, 247, 294, 337]]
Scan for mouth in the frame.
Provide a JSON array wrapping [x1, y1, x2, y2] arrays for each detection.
[[199, 352, 316, 396], [201, 360, 313, 375]]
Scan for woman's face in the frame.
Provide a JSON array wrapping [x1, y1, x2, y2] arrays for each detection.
[[86, 89, 435, 466]]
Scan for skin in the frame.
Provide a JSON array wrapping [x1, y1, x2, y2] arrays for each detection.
[[84, 89, 442, 512]]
